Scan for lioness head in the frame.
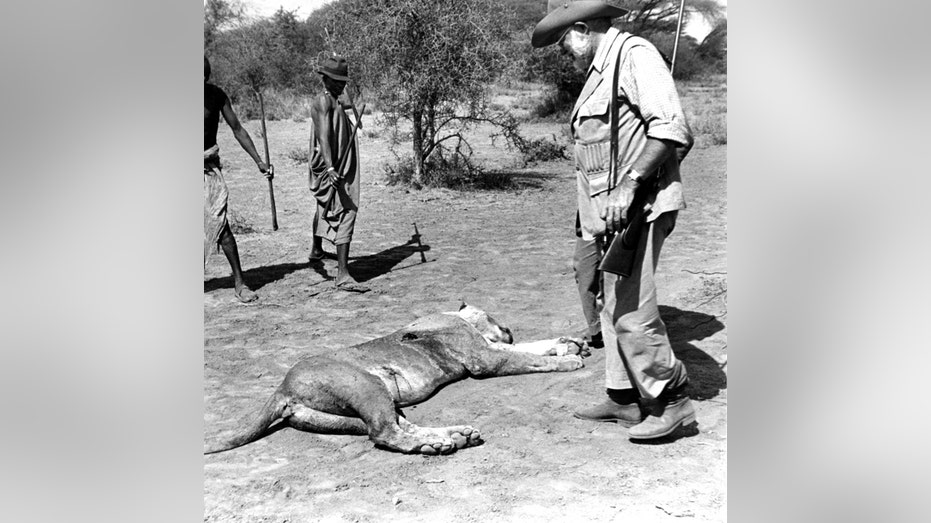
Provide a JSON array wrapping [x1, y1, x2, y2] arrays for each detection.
[[457, 303, 513, 344]]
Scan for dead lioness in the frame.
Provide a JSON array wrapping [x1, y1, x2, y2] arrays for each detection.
[[205, 304, 588, 455]]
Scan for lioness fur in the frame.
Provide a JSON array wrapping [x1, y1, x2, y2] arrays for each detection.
[[204, 304, 587, 455]]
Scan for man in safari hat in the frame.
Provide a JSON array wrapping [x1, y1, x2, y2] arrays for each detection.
[[532, 1, 695, 440], [307, 56, 369, 292]]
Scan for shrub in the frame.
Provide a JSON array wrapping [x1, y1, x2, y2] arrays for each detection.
[[286, 147, 309, 164], [227, 210, 256, 234], [518, 135, 568, 164], [489, 112, 568, 165], [383, 153, 513, 191]]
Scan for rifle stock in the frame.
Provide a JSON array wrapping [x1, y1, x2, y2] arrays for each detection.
[[598, 198, 651, 278]]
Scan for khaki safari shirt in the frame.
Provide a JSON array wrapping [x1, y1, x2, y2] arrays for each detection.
[[572, 27, 693, 241]]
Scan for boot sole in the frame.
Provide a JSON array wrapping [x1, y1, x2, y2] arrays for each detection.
[[628, 412, 697, 440], [572, 412, 642, 428]]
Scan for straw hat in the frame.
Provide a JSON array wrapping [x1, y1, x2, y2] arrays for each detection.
[[531, 0, 629, 48]]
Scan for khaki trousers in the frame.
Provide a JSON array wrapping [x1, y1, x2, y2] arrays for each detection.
[[602, 210, 687, 399], [573, 221, 604, 339]]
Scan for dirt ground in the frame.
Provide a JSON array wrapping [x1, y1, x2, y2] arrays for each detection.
[[203, 115, 727, 522]]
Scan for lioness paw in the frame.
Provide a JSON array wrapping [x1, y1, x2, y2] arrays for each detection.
[[556, 354, 584, 371], [415, 426, 482, 455], [419, 442, 453, 455]]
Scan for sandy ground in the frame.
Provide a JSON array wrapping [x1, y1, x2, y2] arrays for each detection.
[[204, 116, 727, 522]]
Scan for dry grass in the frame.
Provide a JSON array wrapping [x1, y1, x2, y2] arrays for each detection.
[[679, 74, 727, 147], [237, 88, 314, 123]]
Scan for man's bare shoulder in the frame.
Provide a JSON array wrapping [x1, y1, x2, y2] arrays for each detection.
[[311, 93, 336, 114], [204, 83, 228, 109], [204, 83, 227, 99]]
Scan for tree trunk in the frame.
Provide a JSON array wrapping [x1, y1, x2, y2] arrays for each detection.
[[411, 108, 425, 187], [425, 102, 436, 156]]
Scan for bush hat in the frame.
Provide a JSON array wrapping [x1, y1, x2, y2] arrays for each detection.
[[531, 0, 629, 48], [317, 56, 350, 82]]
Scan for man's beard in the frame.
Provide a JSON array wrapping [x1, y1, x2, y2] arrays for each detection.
[[572, 50, 594, 73], [566, 37, 596, 73]]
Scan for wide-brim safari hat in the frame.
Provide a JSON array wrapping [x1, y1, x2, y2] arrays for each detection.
[[317, 56, 350, 81], [531, 0, 629, 48]]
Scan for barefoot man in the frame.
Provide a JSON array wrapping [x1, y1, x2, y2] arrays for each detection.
[[204, 56, 273, 303], [307, 56, 369, 292]]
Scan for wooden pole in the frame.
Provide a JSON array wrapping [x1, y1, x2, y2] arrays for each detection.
[[256, 89, 278, 231]]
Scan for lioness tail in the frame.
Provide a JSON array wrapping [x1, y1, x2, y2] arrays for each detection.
[[204, 392, 288, 454]]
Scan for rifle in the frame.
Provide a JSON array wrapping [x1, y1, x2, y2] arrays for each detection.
[[256, 89, 278, 231]]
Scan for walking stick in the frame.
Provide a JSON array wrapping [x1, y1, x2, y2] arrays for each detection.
[[344, 83, 364, 130], [334, 103, 366, 176], [256, 89, 279, 231]]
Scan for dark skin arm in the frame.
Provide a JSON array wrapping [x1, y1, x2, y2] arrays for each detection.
[[600, 137, 678, 234], [220, 98, 273, 179], [311, 93, 341, 184]]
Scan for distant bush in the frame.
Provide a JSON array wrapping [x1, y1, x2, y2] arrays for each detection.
[[490, 112, 569, 165], [286, 147, 309, 164], [519, 135, 568, 163], [384, 153, 513, 190], [227, 210, 256, 234]]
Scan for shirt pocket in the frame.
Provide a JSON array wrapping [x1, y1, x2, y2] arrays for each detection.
[[577, 96, 610, 120], [575, 96, 613, 197], [574, 95, 612, 148]]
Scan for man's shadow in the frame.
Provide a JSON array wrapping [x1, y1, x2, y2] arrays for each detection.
[[345, 233, 432, 283], [204, 261, 309, 293], [659, 305, 727, 402], [627, 305, 726, 444], [204, 234, 432, 294]]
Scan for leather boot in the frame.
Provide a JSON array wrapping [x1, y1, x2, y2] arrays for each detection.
[[588, 332, 604, 349], [628, 382, 696, 440], [573, 389, 644, 427]]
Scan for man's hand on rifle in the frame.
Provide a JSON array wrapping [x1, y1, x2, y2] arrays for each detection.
[[601, 175, 638, 234], [258, 161, 274, 180]]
